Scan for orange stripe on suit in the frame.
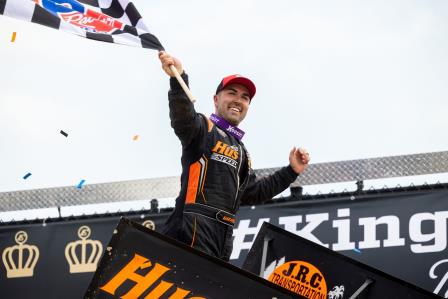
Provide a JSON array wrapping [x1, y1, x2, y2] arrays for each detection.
[[207, 118, 214, 132], [185, 161, 200, 204]]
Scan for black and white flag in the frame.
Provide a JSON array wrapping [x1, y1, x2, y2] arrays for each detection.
[[0, 0, 164, 50]]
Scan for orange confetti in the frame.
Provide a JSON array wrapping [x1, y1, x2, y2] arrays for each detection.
[[133, 135, 139, 141], [11, 32, 17, 42]]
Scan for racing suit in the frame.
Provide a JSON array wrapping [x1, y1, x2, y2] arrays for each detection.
[[162, 73, 298, 261]]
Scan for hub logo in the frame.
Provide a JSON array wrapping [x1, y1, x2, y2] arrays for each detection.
[[34, 0, 123, 33], [210, 141, 239, 168]]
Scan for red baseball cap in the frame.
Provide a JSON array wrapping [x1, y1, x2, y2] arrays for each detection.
[[215, 74, 256, 100]]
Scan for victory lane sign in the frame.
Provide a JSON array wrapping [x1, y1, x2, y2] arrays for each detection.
[[84, 218, 305, 298]]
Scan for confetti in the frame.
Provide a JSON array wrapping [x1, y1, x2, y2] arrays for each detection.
[[353, 248, 361, 254], [133, 135, 139, 141], [60, 130, 68, 137], [23, 172, 32, 180], [11, 32, 17, 42], [77, 179, 86, 189]]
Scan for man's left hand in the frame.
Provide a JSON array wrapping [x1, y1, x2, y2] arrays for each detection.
[[289, 147, 310, 175]]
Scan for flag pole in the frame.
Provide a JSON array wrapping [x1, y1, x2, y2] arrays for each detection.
[[169, 65, 196, 103]]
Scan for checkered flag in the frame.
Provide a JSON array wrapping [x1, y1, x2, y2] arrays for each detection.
[[0, 0, 164, 50]]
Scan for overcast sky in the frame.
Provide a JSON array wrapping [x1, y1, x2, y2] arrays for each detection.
[[1, 0, 448, 195]]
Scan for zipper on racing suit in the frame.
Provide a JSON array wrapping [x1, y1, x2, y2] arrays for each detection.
[[232, 144, 249, 211], [232, 144, 242, 211]]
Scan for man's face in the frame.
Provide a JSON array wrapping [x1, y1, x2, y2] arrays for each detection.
[[214, 83, 251, 126]]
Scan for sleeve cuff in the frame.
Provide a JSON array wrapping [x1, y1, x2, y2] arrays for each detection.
[[170, 72, 189, 91], [286, 165, 299, 180]]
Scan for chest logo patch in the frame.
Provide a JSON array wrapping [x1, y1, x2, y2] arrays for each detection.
[[211, 141, 239, 168]]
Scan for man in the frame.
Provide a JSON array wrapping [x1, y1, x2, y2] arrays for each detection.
[[158, 51, 310, 261]]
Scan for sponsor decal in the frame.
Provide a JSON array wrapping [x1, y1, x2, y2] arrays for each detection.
[[268, 260, 327, 299], [211, 141, 239, 160], [328, 285, 345, 299], [225, 125, 244, 140], [222, 215, 236, 224], [99, 253, 206, 298], [34, 0, 124, 34], [210, 141, 239, 168], [209, 113, 245, 140], [210, 153, 237, 168]]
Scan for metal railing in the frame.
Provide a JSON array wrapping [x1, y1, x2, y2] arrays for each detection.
[[1, 151, 447, 212]]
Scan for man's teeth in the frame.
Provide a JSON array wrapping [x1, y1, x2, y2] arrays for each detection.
[[230, 107, 240, 112]]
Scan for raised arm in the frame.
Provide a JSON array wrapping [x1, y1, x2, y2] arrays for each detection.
[[159, 51, 203, 148], [241, 147, 310, 204]]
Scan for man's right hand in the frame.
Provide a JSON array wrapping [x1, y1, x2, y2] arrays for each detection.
[[158, 51, 183, 77]]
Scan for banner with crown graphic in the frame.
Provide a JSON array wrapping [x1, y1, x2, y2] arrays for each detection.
[[84, 217, 304, 299], [0, 213, 166, 299], [1, 187, 448, 298], [2, 230, 40, 279]]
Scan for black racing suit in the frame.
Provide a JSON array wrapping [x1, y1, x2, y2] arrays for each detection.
[[162, 73, 298, 261]]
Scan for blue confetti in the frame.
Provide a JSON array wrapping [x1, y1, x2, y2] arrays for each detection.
[[77, 179, 86, 189], [23, 172, 32, 180], [353, 248, 362, 254], [60, 130, 68, 137]]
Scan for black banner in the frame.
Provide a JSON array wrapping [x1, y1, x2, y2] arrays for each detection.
[[0, 213, 167, 299], [242, 222, 438, 298], [229, 188, 448, 297], [1, 187, 448, 298], [85, 217, 303, 299]]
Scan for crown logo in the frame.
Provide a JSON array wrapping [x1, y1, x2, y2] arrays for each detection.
[[65, 226, 103, 273], [142, 220, 156, 230], [2, 231, 40, 278]]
